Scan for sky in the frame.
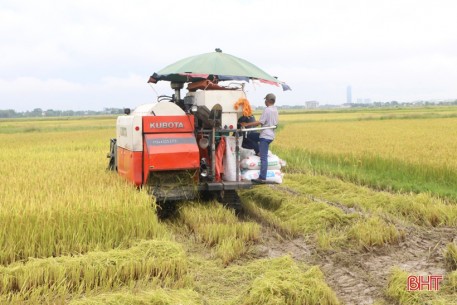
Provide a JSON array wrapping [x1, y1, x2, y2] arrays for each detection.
[[1, 0, 457, 111]]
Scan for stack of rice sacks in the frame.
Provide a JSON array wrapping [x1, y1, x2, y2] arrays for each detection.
[[239, 148, 286, 183]]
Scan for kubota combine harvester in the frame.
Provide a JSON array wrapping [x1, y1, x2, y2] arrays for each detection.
[[107, 49, 289, 204]]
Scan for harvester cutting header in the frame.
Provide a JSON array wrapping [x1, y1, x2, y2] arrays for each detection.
[[107, 49, 289, 203]]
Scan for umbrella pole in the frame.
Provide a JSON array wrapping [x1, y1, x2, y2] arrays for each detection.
[[170, 82, 184, 104], [211, 127, 216, 182], [235, 131, 240, 182]]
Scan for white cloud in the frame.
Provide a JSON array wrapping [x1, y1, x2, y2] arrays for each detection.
[[0, 77, 83, 93], [1, 0, 457, 110]]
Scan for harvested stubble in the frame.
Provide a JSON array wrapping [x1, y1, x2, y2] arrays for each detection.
[[241, 186, 401, 250], [188, 255, 339, 305], [232, 256, 339, 305], [69, 288, 203, 305], [386, 268, 432, 305], [446, 271, 457, 294], [0, 130, 167, 265], [241, 186, 355, 236], [284, 173, 457, 227], [348, 216, 402, 249], [0, 240, 190, 303], [445, 243, 457, 271], [179, 201, 260, 264], [386, 267, 457, 305]]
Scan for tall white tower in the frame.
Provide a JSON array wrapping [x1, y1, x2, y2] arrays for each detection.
[[346, 86, 352, 104]]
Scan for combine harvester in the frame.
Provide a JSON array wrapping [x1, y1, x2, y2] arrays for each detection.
[[107, 49, 289, 210]]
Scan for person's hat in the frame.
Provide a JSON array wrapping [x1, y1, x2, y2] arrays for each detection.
[[264, 93, 276, 101]]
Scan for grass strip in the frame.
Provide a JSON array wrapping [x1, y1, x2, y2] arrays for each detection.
[[284, 173, 457, 227], [275, 147, 457, 202], [240, 186, 401, 250]]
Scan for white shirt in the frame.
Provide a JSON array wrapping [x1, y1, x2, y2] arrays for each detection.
[[259, 105, 278, 140]]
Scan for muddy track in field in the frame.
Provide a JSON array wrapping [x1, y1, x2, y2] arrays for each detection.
[[311, 227, 455, 305], [160, 191, 456, 305], [250, 184, 457, 305]]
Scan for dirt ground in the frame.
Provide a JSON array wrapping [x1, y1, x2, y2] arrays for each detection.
[[164, 185, 457, 305], [247, 194, 457, 305]]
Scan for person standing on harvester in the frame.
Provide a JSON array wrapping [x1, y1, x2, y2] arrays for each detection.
[[240, 93, 279, 183]]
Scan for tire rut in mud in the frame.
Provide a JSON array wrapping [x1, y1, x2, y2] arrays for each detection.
[[158, 190, 457, 305], [243, 184, 457, 305]]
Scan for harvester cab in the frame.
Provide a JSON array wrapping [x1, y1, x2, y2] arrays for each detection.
[[107, 81, 263, 204]]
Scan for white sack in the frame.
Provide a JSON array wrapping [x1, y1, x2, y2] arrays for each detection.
[[240, 147, 256, 160], [241, 169, 284, 184], [222, 136, 242, 181], [240, 155, 281, 170]]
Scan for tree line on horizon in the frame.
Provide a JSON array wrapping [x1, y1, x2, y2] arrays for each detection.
[[1, 100, 457, 119], [0, 108, 125, 118]]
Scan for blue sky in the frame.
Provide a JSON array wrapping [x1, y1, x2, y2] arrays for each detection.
[[1, 0, 457, 111]]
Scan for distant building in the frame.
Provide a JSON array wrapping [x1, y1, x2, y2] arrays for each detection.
[[346, 86, 352, 104], [305, 101, 319, 109]]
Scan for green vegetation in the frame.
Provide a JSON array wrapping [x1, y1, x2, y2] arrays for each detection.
[[284, 173, 457, 227], [275, 147, 457, 201]]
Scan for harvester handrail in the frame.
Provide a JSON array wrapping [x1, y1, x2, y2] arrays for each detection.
[[240, 125, 277, 132]]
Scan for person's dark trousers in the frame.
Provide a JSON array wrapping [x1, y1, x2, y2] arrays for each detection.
[[242, 132, 260, 155], [259, 138, 273, 180]]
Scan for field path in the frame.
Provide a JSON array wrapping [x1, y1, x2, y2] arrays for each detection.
[[159, 185, 457, 305], [267, 183, 457, 304]]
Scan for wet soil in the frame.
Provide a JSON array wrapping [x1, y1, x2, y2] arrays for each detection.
[[247, 185, 457, 305], [162, 187, 457, 305]]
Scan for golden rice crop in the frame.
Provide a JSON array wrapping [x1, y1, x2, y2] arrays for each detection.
[[0, 240, 190, 303], [0, 116, 345, 304], [0, 116, 114, 134], [348, 217, 402, 249], [241, 185, 402, 250], [242, 187, 402, 249], [235, 256, 340, 305], [0, 126, 167, 265], [445, 243, 457, 271], [179, 202, 260, 264], [386, 267, 457, 304], [189, 255, 340, 305], [275, 117, 457, 172], [241, 186, 355, 234], [68, 288, 203, 305], [277, 106, 457, 123], [386, 268, 432, 304], [446, 271, 457, 293]]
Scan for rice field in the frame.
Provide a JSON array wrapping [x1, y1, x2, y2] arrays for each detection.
[[1, 106, 457, 304]]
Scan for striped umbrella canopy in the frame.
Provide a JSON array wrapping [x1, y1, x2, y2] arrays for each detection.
[[148, 49, 290, 91]]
